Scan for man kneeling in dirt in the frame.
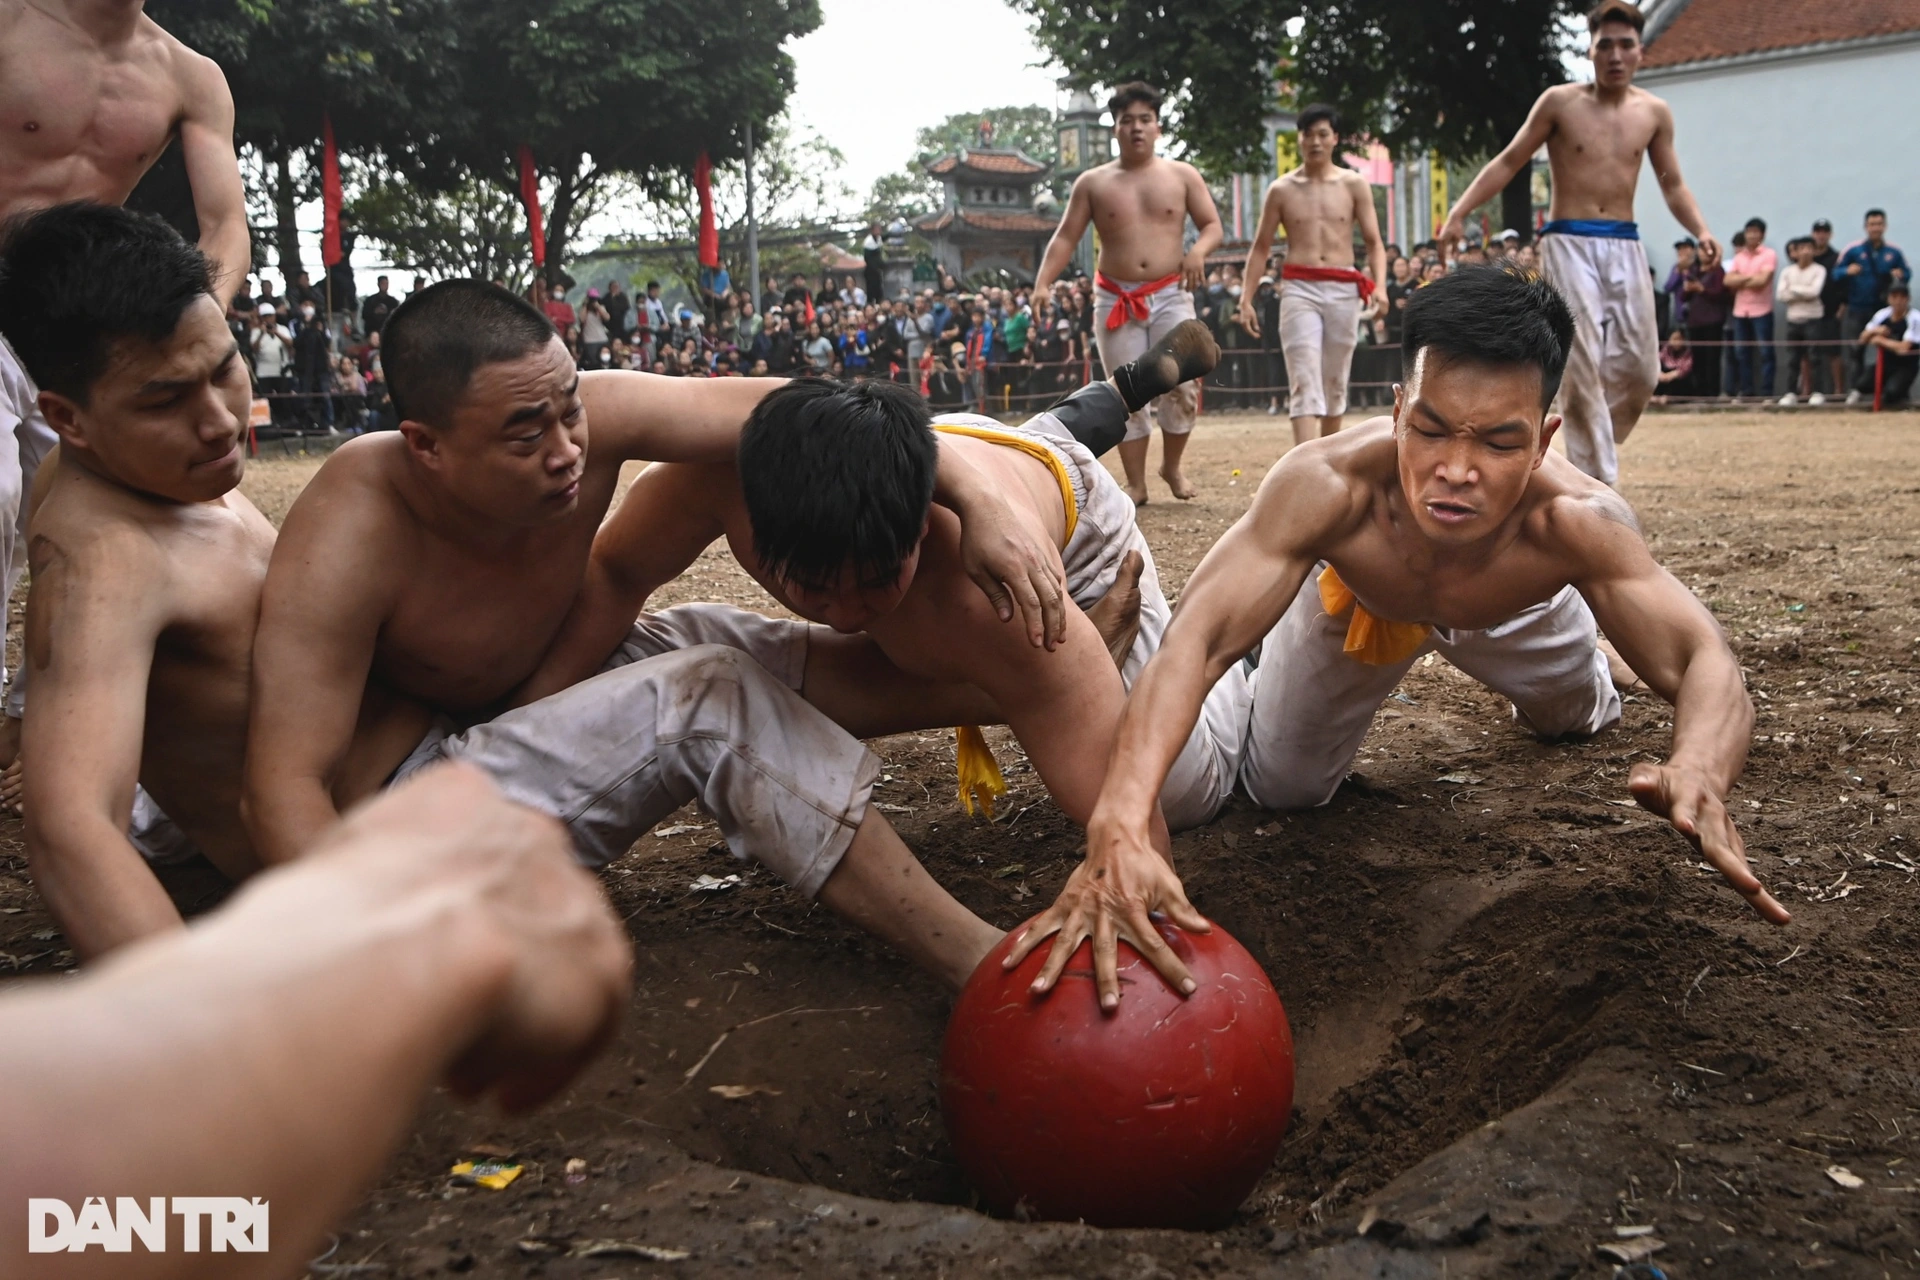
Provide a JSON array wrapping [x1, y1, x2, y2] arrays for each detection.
[[518, 322, 1241, 1009], [242, 278, 1083, 993], [0, 203, 420, 960], [1069, 265, 1786, 997]]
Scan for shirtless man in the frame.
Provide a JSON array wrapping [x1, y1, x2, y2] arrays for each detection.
[[522, 328, 1235, 1005], [244, 281, 1064, 993], [1238, 104, 1387, 448], [0, 0, 249, 781], [1440, 0, 1718, 487], [1037, 267, 1787, 1006], [0, 204, 411, 960], [1033, 81, 1223, 505]]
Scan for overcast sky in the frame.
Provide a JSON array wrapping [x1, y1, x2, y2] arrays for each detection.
[[784, 0, 1066, 197]]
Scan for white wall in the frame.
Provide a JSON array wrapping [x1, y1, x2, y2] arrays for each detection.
[[1634, 37, 1920, 277]]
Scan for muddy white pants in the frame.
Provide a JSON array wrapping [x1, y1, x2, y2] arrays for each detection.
[[1278, 279, 1364, 418], [394, 610, 877, 897], [1537, 233, 1659, 486], [1092, 279, 1198, 442], [1239, 575, 1621, 811], [936, 408, 1247, 829], [0, 337, 60, 718]]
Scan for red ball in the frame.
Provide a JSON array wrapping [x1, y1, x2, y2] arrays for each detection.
[[940, 916, 1294, 1229]]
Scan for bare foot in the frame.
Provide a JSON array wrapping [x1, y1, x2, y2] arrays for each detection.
[[1085, 550, 1145, 668], [1160, 466, 1197, 500], [1598, 636, 1649, 692], [0, 715, 19, 818], [1124, 483, 1149, 508]]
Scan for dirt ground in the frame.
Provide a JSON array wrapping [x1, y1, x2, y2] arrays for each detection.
[[1, 409, 1916, 1278]]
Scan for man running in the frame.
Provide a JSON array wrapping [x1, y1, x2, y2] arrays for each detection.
[[0, 0, 250, 782], [520, 325, 1235, 1006], [1046, 267, 1785, 1006], [1439, 0, 1718, 486], [1237, 103, 1388, 447], [1033, 82, 1222, 505], [244, 281, 1067, 993]]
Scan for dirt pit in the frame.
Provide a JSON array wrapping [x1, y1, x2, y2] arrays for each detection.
[[2, 410, 1917, 1276]]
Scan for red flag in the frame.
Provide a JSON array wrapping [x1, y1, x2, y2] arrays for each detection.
[[694, 151, 719, 269], [321, 114, 343, 266], [517, 145, 546, 267]]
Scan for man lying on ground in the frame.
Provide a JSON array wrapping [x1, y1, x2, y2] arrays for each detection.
[[0, 203, 420, 960], [518, 322, 1236, 1007], [1056, 265, 1786, 1003], [0, 764, 632, 1279], [243, 280, 1068, 992]]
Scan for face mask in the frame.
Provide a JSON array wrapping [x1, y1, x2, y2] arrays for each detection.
[[301, 306, 316, 319], [552, 290, 565, 300]]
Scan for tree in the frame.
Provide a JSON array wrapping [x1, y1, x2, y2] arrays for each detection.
[[604, 120, 857, 299], [867, 105, 1063, 224], [1292, 1, 1580, 238], [1011, 0, 1581, 233], [344, 173, 542, 293], [452, 0, 822, 286]]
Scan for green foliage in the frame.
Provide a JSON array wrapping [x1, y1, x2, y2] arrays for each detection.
[[344, 171, 539, 292], [1011, 0, 1580, 187], [1007, 0, 1286, 176], [867, 105, 1062, 223]]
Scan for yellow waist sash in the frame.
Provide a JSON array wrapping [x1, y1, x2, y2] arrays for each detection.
[[932, 422, 1080, 816], [1318, 566, 1432, 666]]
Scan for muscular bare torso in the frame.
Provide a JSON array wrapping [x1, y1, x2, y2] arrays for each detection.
[[1268, 167, 1370, 268], [353, 440, 624, 719], [0, 1, 200, 218], [27, 453, 273, 869], [1541, 84, 1664, 222], [1311, 420, 1625, 630], [1082, 159, 1199, 281]]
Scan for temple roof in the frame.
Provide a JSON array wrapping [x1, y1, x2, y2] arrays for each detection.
[[925, 149, 1050, 179]]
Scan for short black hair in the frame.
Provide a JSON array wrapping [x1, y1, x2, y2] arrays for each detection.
[[0, 201, 213, 405], [382, 279, 555, 426], [1891, 283, 1912, 298], [737, 379, 936, 591], [1297, 103, 1341, 136], [1400, 266, 1574, 412], [1745, 217, 1767, 233], [1107, 82, 1162, 119], [647, 279, 661, 289], [1588, 0, 1644, 33], [1866, 208, 1887, 222], [1673, 237, 1697, 249]]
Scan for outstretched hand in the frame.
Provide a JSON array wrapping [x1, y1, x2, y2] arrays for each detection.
[[1630, 762, 1790, 924], [1004, 815, 1209, 1010], [958, 499, 1069, 650]]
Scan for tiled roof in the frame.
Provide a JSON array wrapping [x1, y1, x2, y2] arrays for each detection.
[[925, 149, 1049, 177], [913, 208, 1058, 235], [1643, 0, 1920, 68]]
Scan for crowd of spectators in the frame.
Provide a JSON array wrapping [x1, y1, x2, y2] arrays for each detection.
[[537, 267, 1107, 413], [220, 202, 1912, 440], [1658, 207, 1913, 407]]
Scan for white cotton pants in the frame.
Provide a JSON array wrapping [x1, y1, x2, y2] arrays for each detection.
[[1279, 278, 1364, 418], [1239, 574, 1621, 811], [1537, 232, 1659, 486], [0, 337, 60, 719], [1092, 278, 1198, 441], [393, 606, 877, 896], [934, 410, 1246, 829]]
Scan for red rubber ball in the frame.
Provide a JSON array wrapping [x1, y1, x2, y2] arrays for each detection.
[[940, 916, 1294, 1229]]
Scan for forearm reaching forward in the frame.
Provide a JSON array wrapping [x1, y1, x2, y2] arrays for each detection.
[[0, 766, 631, 1279]]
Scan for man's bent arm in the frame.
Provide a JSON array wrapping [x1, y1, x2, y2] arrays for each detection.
[[176, 52, 251, 297], [1569, 496, 1784, 922], [1181, 164, 1224, 289], [0, 766, 632, 1280], [20, 539, 183, 959], [1647, 102, 1718, 259], [514, 462, 728, 707], [580, 369, 785, 465], [1443, 92, 1555, 244], [244, 473, 401, 864], [1032, 177, 1094, 298], [1236, 185, 1285, 338]]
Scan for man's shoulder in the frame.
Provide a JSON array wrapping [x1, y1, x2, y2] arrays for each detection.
[[1529, 455, 1644, 547], [290, 436, 412, 532]]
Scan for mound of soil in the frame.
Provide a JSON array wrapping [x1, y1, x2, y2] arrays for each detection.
[[2, 412, 1914, 1276]]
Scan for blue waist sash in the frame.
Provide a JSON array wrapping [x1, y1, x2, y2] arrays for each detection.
[[1540, 218, 1639, 240]]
